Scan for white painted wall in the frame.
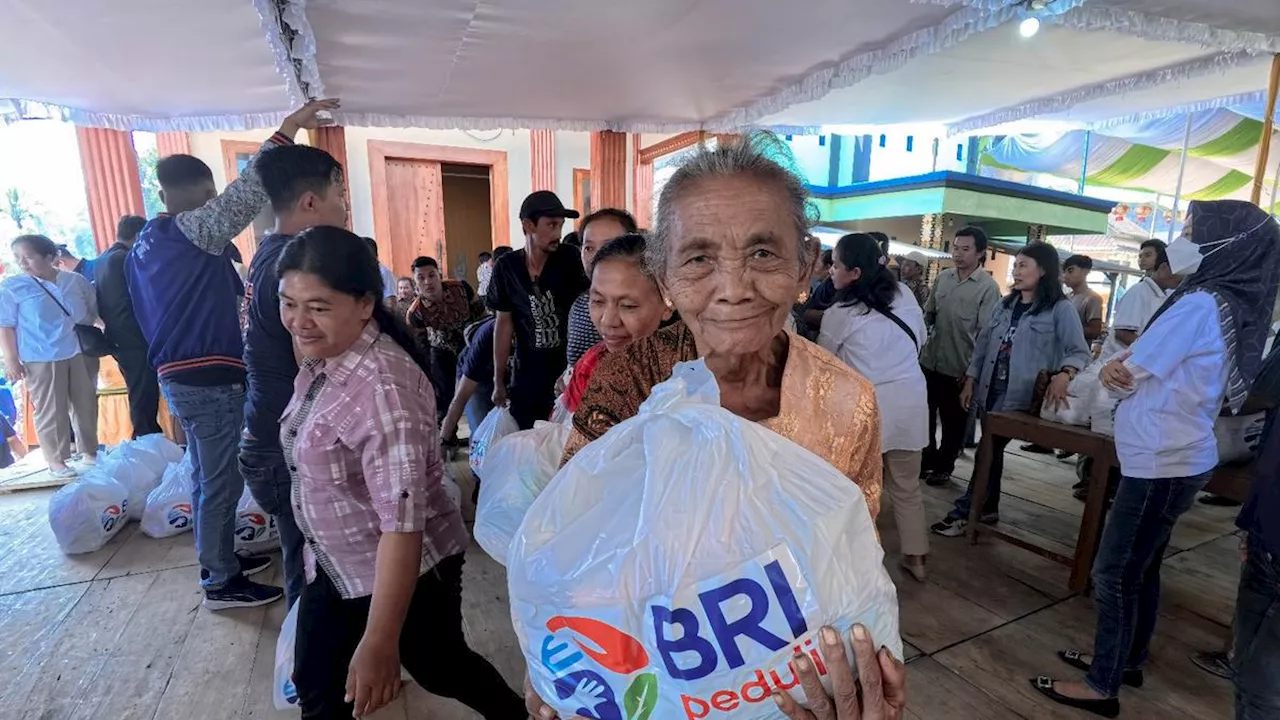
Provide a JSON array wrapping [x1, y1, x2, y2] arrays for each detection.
[[187, 126, 596, 250]]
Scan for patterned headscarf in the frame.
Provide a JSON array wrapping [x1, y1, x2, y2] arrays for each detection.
[[1145, 200, 1280, 413]]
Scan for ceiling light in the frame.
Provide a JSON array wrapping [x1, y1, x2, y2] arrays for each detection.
[[1019, 16, 1041, 38]]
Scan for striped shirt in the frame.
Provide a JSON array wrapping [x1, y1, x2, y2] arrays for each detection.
[[565, 292, 601, 365], [282, 320, 467, 599]]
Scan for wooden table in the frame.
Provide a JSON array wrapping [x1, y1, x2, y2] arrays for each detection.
[[966, 411, 1120, 592]]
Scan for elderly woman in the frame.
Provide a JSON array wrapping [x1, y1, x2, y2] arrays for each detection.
[[526, 134, 892, 718], [0, 234, 99, 478]]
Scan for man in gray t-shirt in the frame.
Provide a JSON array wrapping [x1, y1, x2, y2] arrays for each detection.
[[919, 227, 1001, 485], [1063, 254, 1103, 343]]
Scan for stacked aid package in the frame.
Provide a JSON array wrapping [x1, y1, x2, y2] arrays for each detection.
[[508, 361, 901, 720]]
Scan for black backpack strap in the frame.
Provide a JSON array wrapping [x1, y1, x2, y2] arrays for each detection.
[[873, 306, 918, 349]]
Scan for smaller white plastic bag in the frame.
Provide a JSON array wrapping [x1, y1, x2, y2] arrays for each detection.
[[469, 406, 519, 475], [474, 421, 571, 565], [112, 438, 170, 482], [142, 453, 195, 539], [1040, 362, 1100, 427], [48, 471, 129, 554], [235, 487, 280, 554], [132, 433, 184, 464], [101, 451, 159, 521], [273, 602, 301, 710], [1215, 413, 1267, 464]]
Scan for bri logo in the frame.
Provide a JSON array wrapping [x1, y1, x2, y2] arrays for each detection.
[[167, 503, 192, 529], [235, 512, 269, 542], [535, 548, 821, 720], [101, 502, 125, 533]]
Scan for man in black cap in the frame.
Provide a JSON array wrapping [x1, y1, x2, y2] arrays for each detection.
[[485, 191, 587, 429]]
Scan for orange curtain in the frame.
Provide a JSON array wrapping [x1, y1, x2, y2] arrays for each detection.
[[76, 127, 146, 252], [308, 126, 352, 228], [530, 129, 556, 192], [590, 131, 627, 210], [155, 131, 191, 158]]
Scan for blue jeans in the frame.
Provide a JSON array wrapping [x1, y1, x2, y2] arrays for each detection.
[[464, 382, 494, 441], [1086, 471, 1210, 697], [239, 444, 305, 608], [161, 380, 246, 590], [1234, 532, 1280, 719]]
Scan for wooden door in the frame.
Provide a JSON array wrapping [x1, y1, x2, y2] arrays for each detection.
[[382, 158, 447, 277]]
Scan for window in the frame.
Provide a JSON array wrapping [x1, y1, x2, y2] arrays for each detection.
[[906, 136, 914, 152], [878, 134, 886, 148], [818, 135, 826, 147]]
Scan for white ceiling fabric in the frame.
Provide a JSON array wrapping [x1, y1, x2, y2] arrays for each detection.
[[0, 0, 1277, 133]]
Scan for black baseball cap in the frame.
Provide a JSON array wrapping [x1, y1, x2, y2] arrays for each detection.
[[519, 190, 579, 221]]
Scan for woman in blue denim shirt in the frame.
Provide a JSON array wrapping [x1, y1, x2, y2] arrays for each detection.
[[931, 243, 1091, 537]]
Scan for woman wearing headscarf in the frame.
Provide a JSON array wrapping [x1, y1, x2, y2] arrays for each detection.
[[524, 133, 900, 719], [819, 232, 929, 581], [930, 242, 1092, 537], [1034, 200, 1280, 717], [275, 227, 524, 719]]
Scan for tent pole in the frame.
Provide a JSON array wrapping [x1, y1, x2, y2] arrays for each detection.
[[1168, 114, 1194, 242], [1148, 193, 1160, 238], [1251, 53, 1280, 206], [1078, 130, 1092, 195], [1271, 153, 1280, 217]]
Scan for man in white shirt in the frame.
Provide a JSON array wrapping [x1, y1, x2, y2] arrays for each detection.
[[1099, 239, 1179, 359]]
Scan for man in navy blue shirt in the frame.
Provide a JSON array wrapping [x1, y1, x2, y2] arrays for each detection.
[[1233, 410, 1280, 718], [242, 143, 347, 608], [439, 316, 496, 446]]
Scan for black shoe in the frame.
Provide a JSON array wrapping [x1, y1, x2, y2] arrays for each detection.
[[1030, 677, 1119, 718], [1072, 479, 1087, 491], [200, 554, 272, 582], [203, 574, 284, 610], [1056, 450, 1076, 461], [1190, 650, 1234, 679], [1198, 494, 1242, 507], [924, 471, 952, 487], [1058, 650, 1143, 688], [1021, 443, 1053, 454]]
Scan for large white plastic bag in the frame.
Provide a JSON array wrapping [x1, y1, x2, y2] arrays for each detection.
[[1090, 383, 1119, 437], [509, 361, 901, 720], [100, 451, 159, 521], [274, 602, 301, 710], [112, 438, 170, 482], [235, 486, 280, 554], [132, 433, 184, 464], [474, 421, 571, 565], [469, 406, 519, 475], [142, 453, 195, 538], [48, 472, 129, 554], [1215, 413, 1266, 464]]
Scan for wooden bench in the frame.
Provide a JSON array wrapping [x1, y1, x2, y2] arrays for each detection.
[[966, 410, 1255, 591]]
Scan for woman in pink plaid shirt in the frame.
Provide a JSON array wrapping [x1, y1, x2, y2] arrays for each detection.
[[276, 226, 523, 719]]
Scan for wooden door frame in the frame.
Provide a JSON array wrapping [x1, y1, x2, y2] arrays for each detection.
[[572, 168, 590, 225], [368, 141, 510, 267], [220, 140, 264, 260]]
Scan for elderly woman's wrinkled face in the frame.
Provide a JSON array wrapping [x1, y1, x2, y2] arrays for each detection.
[[663, 175, 809, 357]]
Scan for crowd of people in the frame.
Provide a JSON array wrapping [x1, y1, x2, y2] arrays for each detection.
[[2, 101, 1277, 718]]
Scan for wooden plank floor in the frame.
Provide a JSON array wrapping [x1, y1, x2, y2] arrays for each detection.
[[0, 447, 1239, 719]]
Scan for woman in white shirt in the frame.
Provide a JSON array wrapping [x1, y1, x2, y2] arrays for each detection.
[[0, 234, 99, 478], [1034, 201, 1280, 717], [819, 233, 929, 581]]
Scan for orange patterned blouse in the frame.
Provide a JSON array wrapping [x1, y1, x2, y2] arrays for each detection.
[[562, 321, 883, 519]]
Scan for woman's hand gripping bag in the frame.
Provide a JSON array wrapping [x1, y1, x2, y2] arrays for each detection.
[[474, 420, 571, 565], [508, 360, 902, 720]]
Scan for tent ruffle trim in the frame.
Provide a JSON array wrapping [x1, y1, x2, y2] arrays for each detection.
[[0, 99, 290, 133]]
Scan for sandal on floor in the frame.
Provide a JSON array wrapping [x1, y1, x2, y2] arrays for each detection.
[[1030, 677, 1119, 718], [1058, 650, 1144, 688], [899, 557, 927, 582]]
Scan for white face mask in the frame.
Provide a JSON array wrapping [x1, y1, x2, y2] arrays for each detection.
[[1165, 236, 1203, 275]]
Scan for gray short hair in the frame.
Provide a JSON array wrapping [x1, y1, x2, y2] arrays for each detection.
[[648, 132, 819, 278]]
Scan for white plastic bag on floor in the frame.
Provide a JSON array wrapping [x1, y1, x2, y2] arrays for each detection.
[[142, 453, 195, 538], [274, 602, 301, 710], [112, 438, 170, 482], [48, 471, 129, 554], [132, 433, 184, 464], [100, 451, 159, 521], [469, 406, 519, 475], [235, 486, 279, 554], [1215, 413, 1267, 464], [475, 421, 571, 565], [509, 360, 901, 720]]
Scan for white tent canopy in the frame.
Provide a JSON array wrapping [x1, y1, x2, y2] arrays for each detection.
[[1, 0, 1277, 133]]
